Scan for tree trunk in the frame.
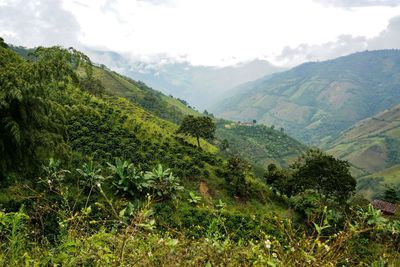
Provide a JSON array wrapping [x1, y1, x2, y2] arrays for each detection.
[[196, 136, 201, 148]]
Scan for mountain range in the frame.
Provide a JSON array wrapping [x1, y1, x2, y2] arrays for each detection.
[[212, 50, 400, 147]]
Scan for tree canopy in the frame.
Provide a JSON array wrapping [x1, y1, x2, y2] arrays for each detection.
[[177, 115, 216, 148], [291, 149, 356, 202], [264, 150, 356, 202], [0, 45, 93, 177]]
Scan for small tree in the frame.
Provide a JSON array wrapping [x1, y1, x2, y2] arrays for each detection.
[[177, 115, 216, 148], [0, 37, 8, 48], [225, 156, 251, 197], [221, 139, 229, 151], [264, 163, 294, 196], [383, 185, 400, 203]]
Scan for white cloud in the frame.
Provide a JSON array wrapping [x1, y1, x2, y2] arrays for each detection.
[[61, 0, 400, 66], [315, 0, 400, 8], [1, 0, 399, 66], [0, 0, 80, 48]]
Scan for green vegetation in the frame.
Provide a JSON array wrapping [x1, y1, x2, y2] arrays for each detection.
[[264, 150, 356, 203], [0, 41, 399, 265], [215, 120, 306, 170], [177, 115, 216, 148]]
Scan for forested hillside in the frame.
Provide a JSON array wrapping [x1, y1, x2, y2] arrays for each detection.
[[0, 40, 399, 265], [215, 120, 306, 172]]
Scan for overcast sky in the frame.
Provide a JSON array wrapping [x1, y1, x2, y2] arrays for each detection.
[[1, 0, 400, 67]]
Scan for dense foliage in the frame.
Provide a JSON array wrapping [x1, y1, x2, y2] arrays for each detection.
[[215, 120, 306, 170], [177, 115, 216, 148]]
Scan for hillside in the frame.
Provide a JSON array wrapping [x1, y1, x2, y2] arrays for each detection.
[[213, 50, 400, 146], [215, 120, 307, 171], [92, 66, 199, 124], [90, 64, 307, 170], [328, 104, 400, 173], [327, 104, 400, 197]]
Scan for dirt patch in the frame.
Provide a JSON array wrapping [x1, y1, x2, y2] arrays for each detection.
[[199, 180, 211, 199]]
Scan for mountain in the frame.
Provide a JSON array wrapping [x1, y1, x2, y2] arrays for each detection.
[[212, 50, 400, 146], [88, 49, 285, 110]]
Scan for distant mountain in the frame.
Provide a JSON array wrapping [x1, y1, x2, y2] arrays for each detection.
[[212, 50, 400, 146], [88, 50, 285, 110]]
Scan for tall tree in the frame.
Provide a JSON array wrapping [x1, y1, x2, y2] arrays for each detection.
[[177, 115, 216, 148], [0, 46, 92, 177]]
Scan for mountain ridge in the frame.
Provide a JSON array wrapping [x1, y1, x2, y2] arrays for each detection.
[[212, 49, 400, 146]]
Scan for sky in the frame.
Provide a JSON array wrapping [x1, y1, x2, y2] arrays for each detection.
[[1, 0, 400, 67]]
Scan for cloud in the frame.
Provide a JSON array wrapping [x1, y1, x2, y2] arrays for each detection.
[[276, 15, 400, 66], [137, 0, 174, 5], [0, 0, 80, 48], [1, 0, 399, 68], [276, 35, 368, 66], [315, 0, 400, 7], [369, 15, 400, 49]]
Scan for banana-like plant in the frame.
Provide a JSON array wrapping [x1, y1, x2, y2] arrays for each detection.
[[108, 159, 183, 201], [108, 158, 153, 199], [144, 164, 183, 200]]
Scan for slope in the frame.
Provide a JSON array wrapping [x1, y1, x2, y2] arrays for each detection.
[[326, 104, 400, 197], [215, 120, 307, 171], [328, 104, 400, 173], [1, 43, 289, 216], [213, 50, 400, 146], [91, 65, 307, 171]]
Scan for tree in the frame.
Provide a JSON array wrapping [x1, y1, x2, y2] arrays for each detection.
[[225, 156, 251, 197], [291, 149, 356, 202], [221, 139, 229, 151], [0, 46, 92, 177], [383, 185, 400, 203], [0, 37, 8, 48], [177, 115, 216, 148], [264, 163, 294, 196], [252, 119, 257, 124]]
